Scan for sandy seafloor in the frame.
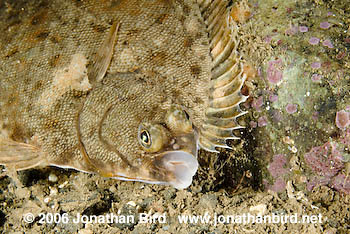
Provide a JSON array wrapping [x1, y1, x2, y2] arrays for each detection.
[[0, 0, 350, 233]]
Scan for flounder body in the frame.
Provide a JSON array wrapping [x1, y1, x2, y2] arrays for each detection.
[[0, 0, 248, 189]]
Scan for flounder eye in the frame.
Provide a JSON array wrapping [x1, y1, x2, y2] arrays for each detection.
[[140, 130, 151, 147], [138, 124, 168, 152], [166, 105, 193, 134]]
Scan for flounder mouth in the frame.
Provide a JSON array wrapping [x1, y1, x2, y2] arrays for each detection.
[[108, 133, 199, 189], [151, 132, 199, 189], [153, 150, 198, 189], [111, 150, 198, 189]]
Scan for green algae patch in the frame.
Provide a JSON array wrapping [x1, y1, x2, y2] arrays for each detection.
[[270, 52, 329, 116]]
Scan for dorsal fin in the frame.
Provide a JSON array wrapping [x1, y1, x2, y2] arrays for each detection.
[[197, 0, 248, 152], [88, 22, 120, 83]]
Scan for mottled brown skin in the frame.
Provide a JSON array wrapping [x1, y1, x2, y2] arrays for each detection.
[[0, 0, 212, 187]]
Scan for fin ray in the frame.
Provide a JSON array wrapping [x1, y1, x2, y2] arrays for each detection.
[[0, 138, 47, 170], [198, 1, 249, 152], [89, 22, 120, 83]]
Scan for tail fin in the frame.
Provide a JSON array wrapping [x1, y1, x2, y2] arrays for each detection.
[[0, 138, 47, 170]]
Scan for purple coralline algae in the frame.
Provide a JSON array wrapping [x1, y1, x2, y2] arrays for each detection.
[[252, 96, 264, 111], [299, 25, 308, 33], [267, 154, 290, 193], [320, 21, 331, 29], [309, 37, 320, 45], [331, 174, 350, 194], [306, 176, 331, 191], [311, 62, 321, 69], [285, 103, 297, 114], [269, 94, 278, 102], [258, 116, 268, 127], [250, 120, 257, 128], [304, 142, 343, 178], [311, 74, 322, 82], [269, 178, 287, 193], [267, 59, 283, 84], [322, 39, 334, 48], [335, 110, 350, 130], [268, 154, 289, 177], [304, 140, 350, 194]]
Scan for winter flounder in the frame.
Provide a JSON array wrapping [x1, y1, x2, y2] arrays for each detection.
[[0, 0, 249, 189]]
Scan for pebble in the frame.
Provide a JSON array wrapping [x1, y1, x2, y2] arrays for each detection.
[[43, 197, 51, 203], [48, 173, 58, 183], [78, 229, 93, 234], [127, 201, 137, 207], [50, 187, 58, 196], [249, 204, 267, 215]]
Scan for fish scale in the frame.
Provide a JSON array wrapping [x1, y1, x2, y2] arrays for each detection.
[[0, 0, 248, 189]]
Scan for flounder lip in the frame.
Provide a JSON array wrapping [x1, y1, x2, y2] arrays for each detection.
[[155, 150, 199, 189], [111, 151, 198, 189]]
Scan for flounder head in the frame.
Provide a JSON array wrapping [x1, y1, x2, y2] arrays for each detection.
[[134, 105, 198, 189], [77, 77, 198, 189]]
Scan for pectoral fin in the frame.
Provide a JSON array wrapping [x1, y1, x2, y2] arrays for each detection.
[[0, 138, 47, 170], [88, 21, 120, 83]]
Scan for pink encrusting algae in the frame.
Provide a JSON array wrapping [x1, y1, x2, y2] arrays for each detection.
[[320, 21, 331, 29], [269, 94, 278, 102], [309, 37, 320, 45], [335, 110, 350, 130], [311, 74, 322, 82], [266, 153, 291, 192], [304, 139, 350, 194], [285, 104, 297, 114], [268, 154, 289, 177], [299, 25, 308, 32], [331, 174, 350, 194], [250, 120, 257, 128], [306, 176, 331, 191], [269, 178, 286, 192], [267, 59, 284, 84], [304, 142, 343, 178], [258, 116, 268, 127], [311, 62, 321, 69], [322, 39, 334, 48], [252, 96, 264, 111]]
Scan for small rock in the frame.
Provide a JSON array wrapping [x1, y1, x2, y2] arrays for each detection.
[[249, 204, 267, 215], [49, 187, 58, 196], [127, 201, 137, 207], [43, 197, 51, 203], [48, 173, 58, 183], [335, 110, 349, 130], [78, 229, 93, 234], [162, 225, 170, 231]]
